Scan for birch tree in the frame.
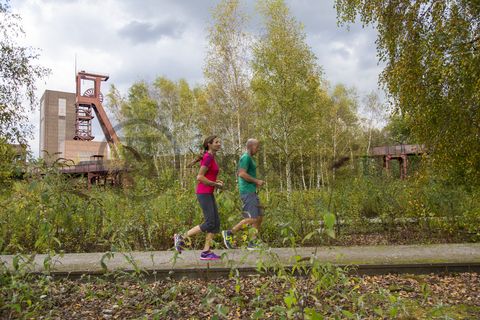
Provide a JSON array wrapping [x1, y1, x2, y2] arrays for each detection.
[[252, 0, 322, 194], [0, 0, 49, 142], [204, 0, 252, 155], [336, 0, 480, 184]]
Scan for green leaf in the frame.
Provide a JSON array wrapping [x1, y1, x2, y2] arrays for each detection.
[[389, 306, 398, 318], [325, 229, 336, 239], [302, 230, 316, 243], [284, 295, 294, 309], [252, 308, 265, 319], [305, 308, 324, 320], [341, 310, 355, 319], [374, 307, 383, 316], [323, 212, 336, 230], [216, 304, 229, 317]]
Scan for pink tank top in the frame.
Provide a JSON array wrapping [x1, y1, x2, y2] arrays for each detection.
[[196, 152, 219, 194]]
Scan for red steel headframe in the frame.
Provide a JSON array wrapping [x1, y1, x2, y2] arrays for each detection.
[[74, 71, 119, 145]]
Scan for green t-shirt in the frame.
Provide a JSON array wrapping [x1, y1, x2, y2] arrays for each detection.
[[238, 152, 257, 194]]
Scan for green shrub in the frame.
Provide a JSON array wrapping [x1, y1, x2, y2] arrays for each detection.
[[0, 166, 478, 254]]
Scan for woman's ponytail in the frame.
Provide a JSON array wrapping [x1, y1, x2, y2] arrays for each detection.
[[187, 152, 205, 167], [187, 135, 217, 167]]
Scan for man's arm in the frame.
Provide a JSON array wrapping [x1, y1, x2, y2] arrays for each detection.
[[238, 168, 264, 187]]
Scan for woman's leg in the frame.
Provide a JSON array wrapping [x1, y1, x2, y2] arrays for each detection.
[[175, 194, 220, 254], [203, 195, 220, 251], [186, 194, 214, 239], [175, 194, 212, 252], [212, 195, 221, 234], [204, 232, 214, 251], [197, 194, 220, 252], [186, 225, 202, 238]]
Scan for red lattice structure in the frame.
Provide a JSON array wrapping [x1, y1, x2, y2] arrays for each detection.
[[74, 104, 95, 141], [68, 71, 123, 188], [74, 71, 119, 145]]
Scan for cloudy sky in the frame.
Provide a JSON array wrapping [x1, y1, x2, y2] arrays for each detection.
[[10, 0, 383, 157]]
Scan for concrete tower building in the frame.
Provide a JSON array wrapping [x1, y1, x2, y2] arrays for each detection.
[[39, 90, 75, 161], [39, 90, 109, 164]]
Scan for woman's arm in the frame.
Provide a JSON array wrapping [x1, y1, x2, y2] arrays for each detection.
[[197, 166, 222, 187]]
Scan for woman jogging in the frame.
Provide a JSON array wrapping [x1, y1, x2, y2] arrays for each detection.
[[174, 135, 224, 260]]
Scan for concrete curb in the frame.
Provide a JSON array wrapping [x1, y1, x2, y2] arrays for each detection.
[[1, 243, 479, 278]]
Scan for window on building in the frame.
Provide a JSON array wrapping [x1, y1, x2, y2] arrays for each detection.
[[58, 98, 66, 117]]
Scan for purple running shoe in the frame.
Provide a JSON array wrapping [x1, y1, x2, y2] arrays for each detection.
[[200, 250, 221, 261]]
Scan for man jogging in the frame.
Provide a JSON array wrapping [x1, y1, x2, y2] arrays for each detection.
[[222, 139, 264, 250]]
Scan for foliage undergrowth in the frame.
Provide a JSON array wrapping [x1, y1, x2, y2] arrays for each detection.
[[1, 219, 478, 319], [0, 162, 478, 254]]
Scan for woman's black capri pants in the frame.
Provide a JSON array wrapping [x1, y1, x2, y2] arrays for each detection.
[[196, 193, 220, 233]]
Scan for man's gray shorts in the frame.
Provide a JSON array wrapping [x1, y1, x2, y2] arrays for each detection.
[[241, 192, 263, 219]]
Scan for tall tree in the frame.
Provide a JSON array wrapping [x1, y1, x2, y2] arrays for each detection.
[[107, 77, 201, 186], [335, 0, 480, 184], [0, 0, 49, 142], [360, 91, 385, 155], [153, 77, 199, 170], [252, 0, 323, 194], [121, 82, 162, 158], [107, 79, 199, 160], [204, 0, 252, 155], [385, 111, 414, 145], [325, 84, 359, 178]]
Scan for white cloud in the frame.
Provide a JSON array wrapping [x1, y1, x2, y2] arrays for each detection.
[[10, 0, 384, 157]]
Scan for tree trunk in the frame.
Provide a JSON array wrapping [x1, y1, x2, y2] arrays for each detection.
[[300, 148, 307, 190], [236, 108, 241, 154], [366, 125, 372, 156], [285, 157, 292, 196], [332, 117, 337, 181], [318, 159, 323, 188], [183, 154, 188, 188], [284, 132, 292, 196], [350, 146, 354, 170], [153, 154, 161, 182], [172, 145, 176, 173], [279, 153, 283, 192], [316, 135, 321, 189], [322, 156, 328, 188], [263, 144, 269, 202], [309, 156, 314, 189]]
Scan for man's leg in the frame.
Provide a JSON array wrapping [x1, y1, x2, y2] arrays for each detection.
[[231, 218, 256, 233], [252, 215, 263, 231], [222, 217, 253, 249], [222, 193, 262, 249], [229, 216, 261, 242], [246, 195, 264, 249]]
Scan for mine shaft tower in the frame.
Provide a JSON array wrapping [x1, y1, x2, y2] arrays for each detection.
[[74, 71, 119, 145]]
